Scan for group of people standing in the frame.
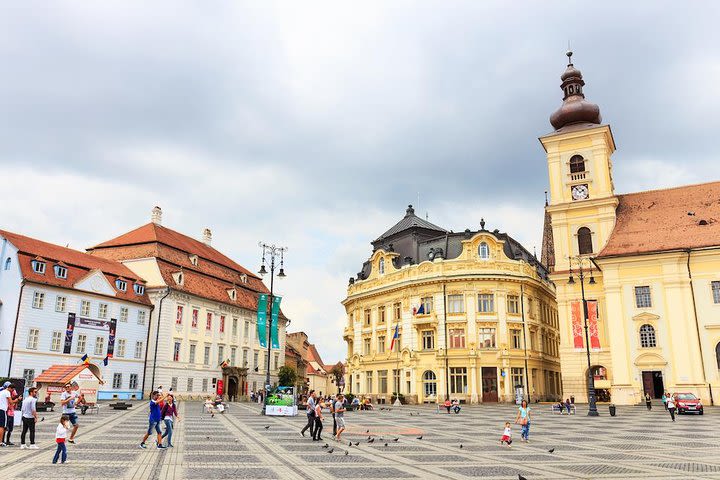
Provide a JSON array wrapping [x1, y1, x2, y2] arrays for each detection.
[[0, 381, 42, 449], [299, 390, 346, 443]]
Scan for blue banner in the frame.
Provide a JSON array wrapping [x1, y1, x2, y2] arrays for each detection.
[[270, 296, 282, 349], [257, 294, 268, 348]]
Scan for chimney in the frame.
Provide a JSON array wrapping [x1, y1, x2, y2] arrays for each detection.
[[202, 228, 212, 245], [151, 206, 162, 225]]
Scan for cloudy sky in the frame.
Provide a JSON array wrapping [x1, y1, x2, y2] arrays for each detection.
[[2, 1, 719, 362]]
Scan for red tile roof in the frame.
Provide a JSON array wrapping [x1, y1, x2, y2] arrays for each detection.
[[34, 364, 100, 385], [89, 223, 285, 317], [598, 181, 720, 258], [0, 230, 152, 306], [92, 223, 259, 279]]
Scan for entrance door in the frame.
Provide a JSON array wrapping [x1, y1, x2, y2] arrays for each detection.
[[642, 370, 664, 399], [481, 367, 498, 402], [228, 377, 238, 401]]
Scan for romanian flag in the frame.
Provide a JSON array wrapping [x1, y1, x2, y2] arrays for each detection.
[[389, 324, 399, 351], [414, 304, 425, 316], [80, 354, 89, 365], [103, 355, 109, 366], [220, 359, 229, 368]]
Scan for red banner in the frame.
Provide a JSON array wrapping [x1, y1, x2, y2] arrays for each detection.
[[587, 301, 600, 349], [571, 302, 584, 348], [216, 379, 224, 395]]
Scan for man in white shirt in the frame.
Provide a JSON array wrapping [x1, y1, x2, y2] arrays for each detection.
[[20, 387, 39, 449], [60, 383, 80, 443], [0, 381, 12, 447]]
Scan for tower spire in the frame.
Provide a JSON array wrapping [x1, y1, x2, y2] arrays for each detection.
[[549, 50, 602, 130]]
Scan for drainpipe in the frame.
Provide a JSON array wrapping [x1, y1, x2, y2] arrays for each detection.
[[7, 281, 25, 377], [686, 250, 713, 405], [520, 282, 530, 402], [148, 287, 171, 396]]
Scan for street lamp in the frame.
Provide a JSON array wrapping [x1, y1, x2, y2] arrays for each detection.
[[258, 242, 287, 415], [568, 255, 599, 416]]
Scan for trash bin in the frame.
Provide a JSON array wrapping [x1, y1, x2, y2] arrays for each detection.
[[609, 404, 616, 416]]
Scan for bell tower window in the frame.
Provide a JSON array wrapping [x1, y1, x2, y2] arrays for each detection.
[[577, 227, 593, 255], [569, 155, 586, 173]]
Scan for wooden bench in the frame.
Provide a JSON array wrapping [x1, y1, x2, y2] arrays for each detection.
[[551, 404, 576, 415], [36, 402, 55, 412], [109, 402, 132, 410], [80, 404, 99, 415]]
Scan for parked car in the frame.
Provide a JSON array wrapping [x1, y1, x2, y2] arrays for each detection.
[[674, 392, 703, 415]]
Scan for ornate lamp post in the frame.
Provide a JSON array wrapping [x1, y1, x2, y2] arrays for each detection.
[[258, 242, 287, 415], [568, 255, 599, 416]]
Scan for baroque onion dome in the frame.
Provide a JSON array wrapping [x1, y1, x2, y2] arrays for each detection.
[[549, 51, 602, 130]]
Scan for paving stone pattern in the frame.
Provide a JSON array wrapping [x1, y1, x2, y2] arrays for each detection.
[[0, 401, 719, 479]]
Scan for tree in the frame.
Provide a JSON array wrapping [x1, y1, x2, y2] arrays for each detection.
[[330, 363, 345, 393], [277, 365, 297, 387]]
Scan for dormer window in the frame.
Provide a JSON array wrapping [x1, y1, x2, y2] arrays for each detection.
[[478, 242, 490, 260], [134, 284, 145, 295], [240, 274, 247, 284], [189, 254, 199, 266], [31, 260, 46, 274], [115, 279, 128, 291], [54, 265, 68, 279], [227, 288, 237, 301], [569, 155, 586, 173], [4, 258, 11, 270], [379, 258, 385, 275], [172, 271, 184, 286]]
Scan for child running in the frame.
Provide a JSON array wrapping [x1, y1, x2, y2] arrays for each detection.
[[53, 415, 70, 464], [500, 421, 512, 447]]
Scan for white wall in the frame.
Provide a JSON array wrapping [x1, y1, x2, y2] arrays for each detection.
[[0, 239, 22, 374]]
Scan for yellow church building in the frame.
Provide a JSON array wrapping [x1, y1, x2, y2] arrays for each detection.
[[343, 207, 561, 404], [541, 52, 720, 406]]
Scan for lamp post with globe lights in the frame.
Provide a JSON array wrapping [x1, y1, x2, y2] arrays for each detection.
[[257, 242, 287, 415], [568, 255, 599, 416]]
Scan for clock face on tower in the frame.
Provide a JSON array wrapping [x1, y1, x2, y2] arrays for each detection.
[[571, 184, 589, 200]]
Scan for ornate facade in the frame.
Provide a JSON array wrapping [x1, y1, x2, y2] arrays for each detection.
[[343, 207, 561, 404]]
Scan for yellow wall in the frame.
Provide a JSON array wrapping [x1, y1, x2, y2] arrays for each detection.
[[343, 233, 561, 404], [543, 123, 720, 405]]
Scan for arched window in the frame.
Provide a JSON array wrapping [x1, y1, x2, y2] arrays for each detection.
[[478, 242, 490, 260], [577, 227, 593, 255], [379, 258, 385, 275], [590, 365, 607, 381], [569, 155, 586, 173], [422, 370, 437, 397], [3, 257, 10, 270], [715, 342, 720, 369], [639, 324, 657, 348]]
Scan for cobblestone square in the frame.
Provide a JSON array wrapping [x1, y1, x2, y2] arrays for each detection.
[[1, 402, 719, 479]]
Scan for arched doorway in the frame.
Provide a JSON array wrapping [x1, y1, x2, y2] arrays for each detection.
[[588, 365, 611, 402], [228, 376, 238, 401], [422, 370, 436, 401], [222, 366, 247, 401]]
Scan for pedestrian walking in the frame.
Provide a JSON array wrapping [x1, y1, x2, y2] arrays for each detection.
[[662, 392, 668, 410], [52, 415, 70, 464], [334, 394, 346, 443], [3, 385, 20, 445], [59, 383, 80, 443], [500, 421, 513, 447], [667, 394, 677, 422], [515, 400, 532, 442], [20, 387, 39, 449], [645, 393, 652, 411], [330, 395, 337, 437], [300, 390, 316, 438], [160, 395, 180, 448], [313, 401, 324, 441], [0, 382, 19, 447], [139, 390, 168, 449]]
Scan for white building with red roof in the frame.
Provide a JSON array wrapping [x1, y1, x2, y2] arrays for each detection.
[[88, 207, 287, 399], [0, 229, 152, 400]]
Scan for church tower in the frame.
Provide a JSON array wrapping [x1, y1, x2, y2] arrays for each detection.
[[540, 51, 618, 272]]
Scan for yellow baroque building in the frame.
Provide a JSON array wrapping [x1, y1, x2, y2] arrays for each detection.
[[541, 52, 720, 406], [342, 206, 561, 404]]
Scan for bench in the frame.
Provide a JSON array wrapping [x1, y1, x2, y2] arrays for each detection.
[[109, 402, 132, 410], [551, 404, 576, 415], [36, 402, 55, 412], [80, 404, 99, 415]]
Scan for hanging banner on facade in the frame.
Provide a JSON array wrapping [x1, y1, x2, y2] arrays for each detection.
[[63, 313, 76, 354], [570, 301, 584, 348], [270, 296, 282, 349], [76, 317, 111, 331], [106, 318, 117, 359], [257, 294, 268, 348], [587, 300, 600, 349]]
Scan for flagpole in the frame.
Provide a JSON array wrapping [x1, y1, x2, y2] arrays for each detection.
[[395, 321, 400, 404]]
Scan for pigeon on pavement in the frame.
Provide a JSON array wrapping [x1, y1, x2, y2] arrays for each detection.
[[322, 443, 329, 449], [393, 438, 399, 442], [518, 475, 528, 480], [353, 442, 360, 446], [344, 450, 349, 456], [416, 435, 423, 440], [327, 448, 334, 454], [384, 443, 388, 447], [368, 438, 375, 443], [264, 425, 270, 429], [548, 448, 555, 453]]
